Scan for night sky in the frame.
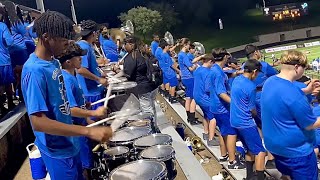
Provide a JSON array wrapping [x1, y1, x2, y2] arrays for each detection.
[[9, 0, 313, 27]]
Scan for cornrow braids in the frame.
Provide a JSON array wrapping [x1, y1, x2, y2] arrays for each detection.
[[33, 11, 74, 39]]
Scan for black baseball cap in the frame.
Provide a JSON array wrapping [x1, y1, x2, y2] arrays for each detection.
[[57, 41, 87, 64], [80, 20, 98, 37], [243, 59, 262, 72]]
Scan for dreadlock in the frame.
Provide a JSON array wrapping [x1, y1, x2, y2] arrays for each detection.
[[33, 11, 74, 39]]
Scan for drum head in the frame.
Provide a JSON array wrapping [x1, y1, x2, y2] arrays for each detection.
[[112, 81, 137, 91], [127, 119, 150, 127], [134, 134, 172, 148], [109, 160, 167, 180], [110, 127, 152, 145], [104, 146, 129, 157], [140, 145, 175, 162]]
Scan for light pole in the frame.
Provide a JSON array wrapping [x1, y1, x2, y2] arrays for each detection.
[[70, 0, 78, 24], [36, 0, 45, 13]]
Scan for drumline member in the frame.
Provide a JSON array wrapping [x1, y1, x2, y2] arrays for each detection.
[[177, 38, 200, 125], [21, 11, 112, 180], [193, 54, 219, 146], [76, 20, 108, 113], [187, 44, 196, 62], [155, 40, 168, 97], [210, 48, 245, 169], [122, 36, 158, 131], [261, 50, 320, 180], [151, 33, 159, 56], [0, 19, 14, 116], [161, 39, 180, 103], [57, 41, 108, 178], [100, 30, 119, 62], [244, 44, 277, 167], [230, 59, 266, 180]]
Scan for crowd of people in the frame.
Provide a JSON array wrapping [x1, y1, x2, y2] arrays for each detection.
[[1, 7, 320, 180]]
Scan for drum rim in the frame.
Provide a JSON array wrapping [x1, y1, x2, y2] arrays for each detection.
[[109, 159, 168, 179], [111, 81, 137, 90], [104, 146, 130, 159], [140, 145, 175, 162], [133, 134, 173, 148], [127, 119, 151, 127]]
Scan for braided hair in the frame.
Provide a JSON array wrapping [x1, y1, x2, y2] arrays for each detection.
[[80, 20, 97, 40], [0, 7, 11, 31], [33, 11, 74, 39]]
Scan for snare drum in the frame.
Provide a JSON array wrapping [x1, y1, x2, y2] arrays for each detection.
[[104, 146, 130, 172], [109, 127, 152, 148], [140, 145, 176, 180], [133, 134, 172, 155], [109, 160, 167, 180]]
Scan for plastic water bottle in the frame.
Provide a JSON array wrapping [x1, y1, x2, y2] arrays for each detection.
[[185, 137, 192, 151], [26, 143, 47, 180]]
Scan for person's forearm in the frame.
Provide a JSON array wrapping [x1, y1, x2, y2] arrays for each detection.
[[307, 117, 320, 130], [71, 107, 96, 118], [30, 114, 89, 137], [188, 65, 197, 72], [192, 56, 202, 63], [219, 93, 231, 104], [77, 68, 100, 81]]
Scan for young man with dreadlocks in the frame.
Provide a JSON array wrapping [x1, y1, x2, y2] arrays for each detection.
[[76, 20, 109, 115], [21, 11, 112, 180]]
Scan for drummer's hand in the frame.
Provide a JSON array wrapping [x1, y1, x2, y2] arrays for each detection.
[[304, 79, 320, 94], [98, 77, 108, 87], [97, 57, 109, 66], [87, 126, 113, 143], [93, 106, 107, 117]]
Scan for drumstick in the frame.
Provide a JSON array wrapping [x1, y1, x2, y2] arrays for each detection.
[[93, 44, 103, 57], [100, 45, 107, 59], [86, 116, 116, 127], [104, 84, 113, 108], [91, 94, 116, 106]]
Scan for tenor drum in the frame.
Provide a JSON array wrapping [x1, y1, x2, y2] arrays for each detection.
[[126, 119, 151, 128], [104, 146, 130, 172], [133, 134, 172, 152], [109, 127, 152, 148], [140, 145, 176, 180], [109, 160, 167, 180]]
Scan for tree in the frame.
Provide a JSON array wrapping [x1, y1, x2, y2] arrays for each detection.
[[148, 2, 180, 34], [119, 6, 162, 39]]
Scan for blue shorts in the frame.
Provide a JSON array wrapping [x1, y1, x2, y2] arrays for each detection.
[[79, 136, 93, 169], [163, 74, 169, 85], [236, 126, 266, 155], [0, 65, 15, 85], [85, 94, 103, 121], [273, 152, 318, 180], [40, 152, 84, 180], [199, 105, 214, 120], [214, 113, 236, 136], [167, 76, 178, 87], [182, 78, 194, 98]]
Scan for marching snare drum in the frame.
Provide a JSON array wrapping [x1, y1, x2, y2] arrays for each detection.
[[109, 160, 168, 180], [140, 145, 176, 180], [133, 134, 172, 151], [104, 146, 130, 172]]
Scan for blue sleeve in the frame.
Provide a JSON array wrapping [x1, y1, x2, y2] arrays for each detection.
[[151, 42, 155, 55], [214, 74, 227, 95], [22, 71, 48, 116], [81, 50, 89, 68], [2, 25, 13, 47], [266, 63, 278, 77], [183, 55, 193, 68], [64, 79, 78, 108], [12, 23, 27, 36], [290, 97, 317, 129], [205, 75, 211, 93], [248, 86, 256, 110]]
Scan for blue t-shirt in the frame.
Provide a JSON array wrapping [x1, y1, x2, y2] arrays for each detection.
[[21, 53, 79, 158], [187, 53, 195, 62], [193, 66, 211, 107], [102, 39, 119, 62], [0, 22, 13, 66], [210, 64, 229, 114], [62, 70, 87, 126], [10, 23, 27, 51], [178, 51, 193, 79], [155, 47, 163, 62], [99, 34, 104, 45], [230, 75, 256, 128], [151, 41, 159, 56], [161, 52, 176, 79], [293, 81, 313, 103], [312, 106, 320, 146], [261, 76, 316, 158], [253, 61, 277, 87], [76, 40, 103, 96]]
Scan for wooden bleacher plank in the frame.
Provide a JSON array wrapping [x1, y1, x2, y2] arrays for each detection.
[[155, 102, 211, 180]]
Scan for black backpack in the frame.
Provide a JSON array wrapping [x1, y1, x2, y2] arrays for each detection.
[[145, 55, 163, 87]]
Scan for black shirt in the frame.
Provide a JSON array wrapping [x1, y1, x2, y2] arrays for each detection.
[[123, 51, 156, 96]]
